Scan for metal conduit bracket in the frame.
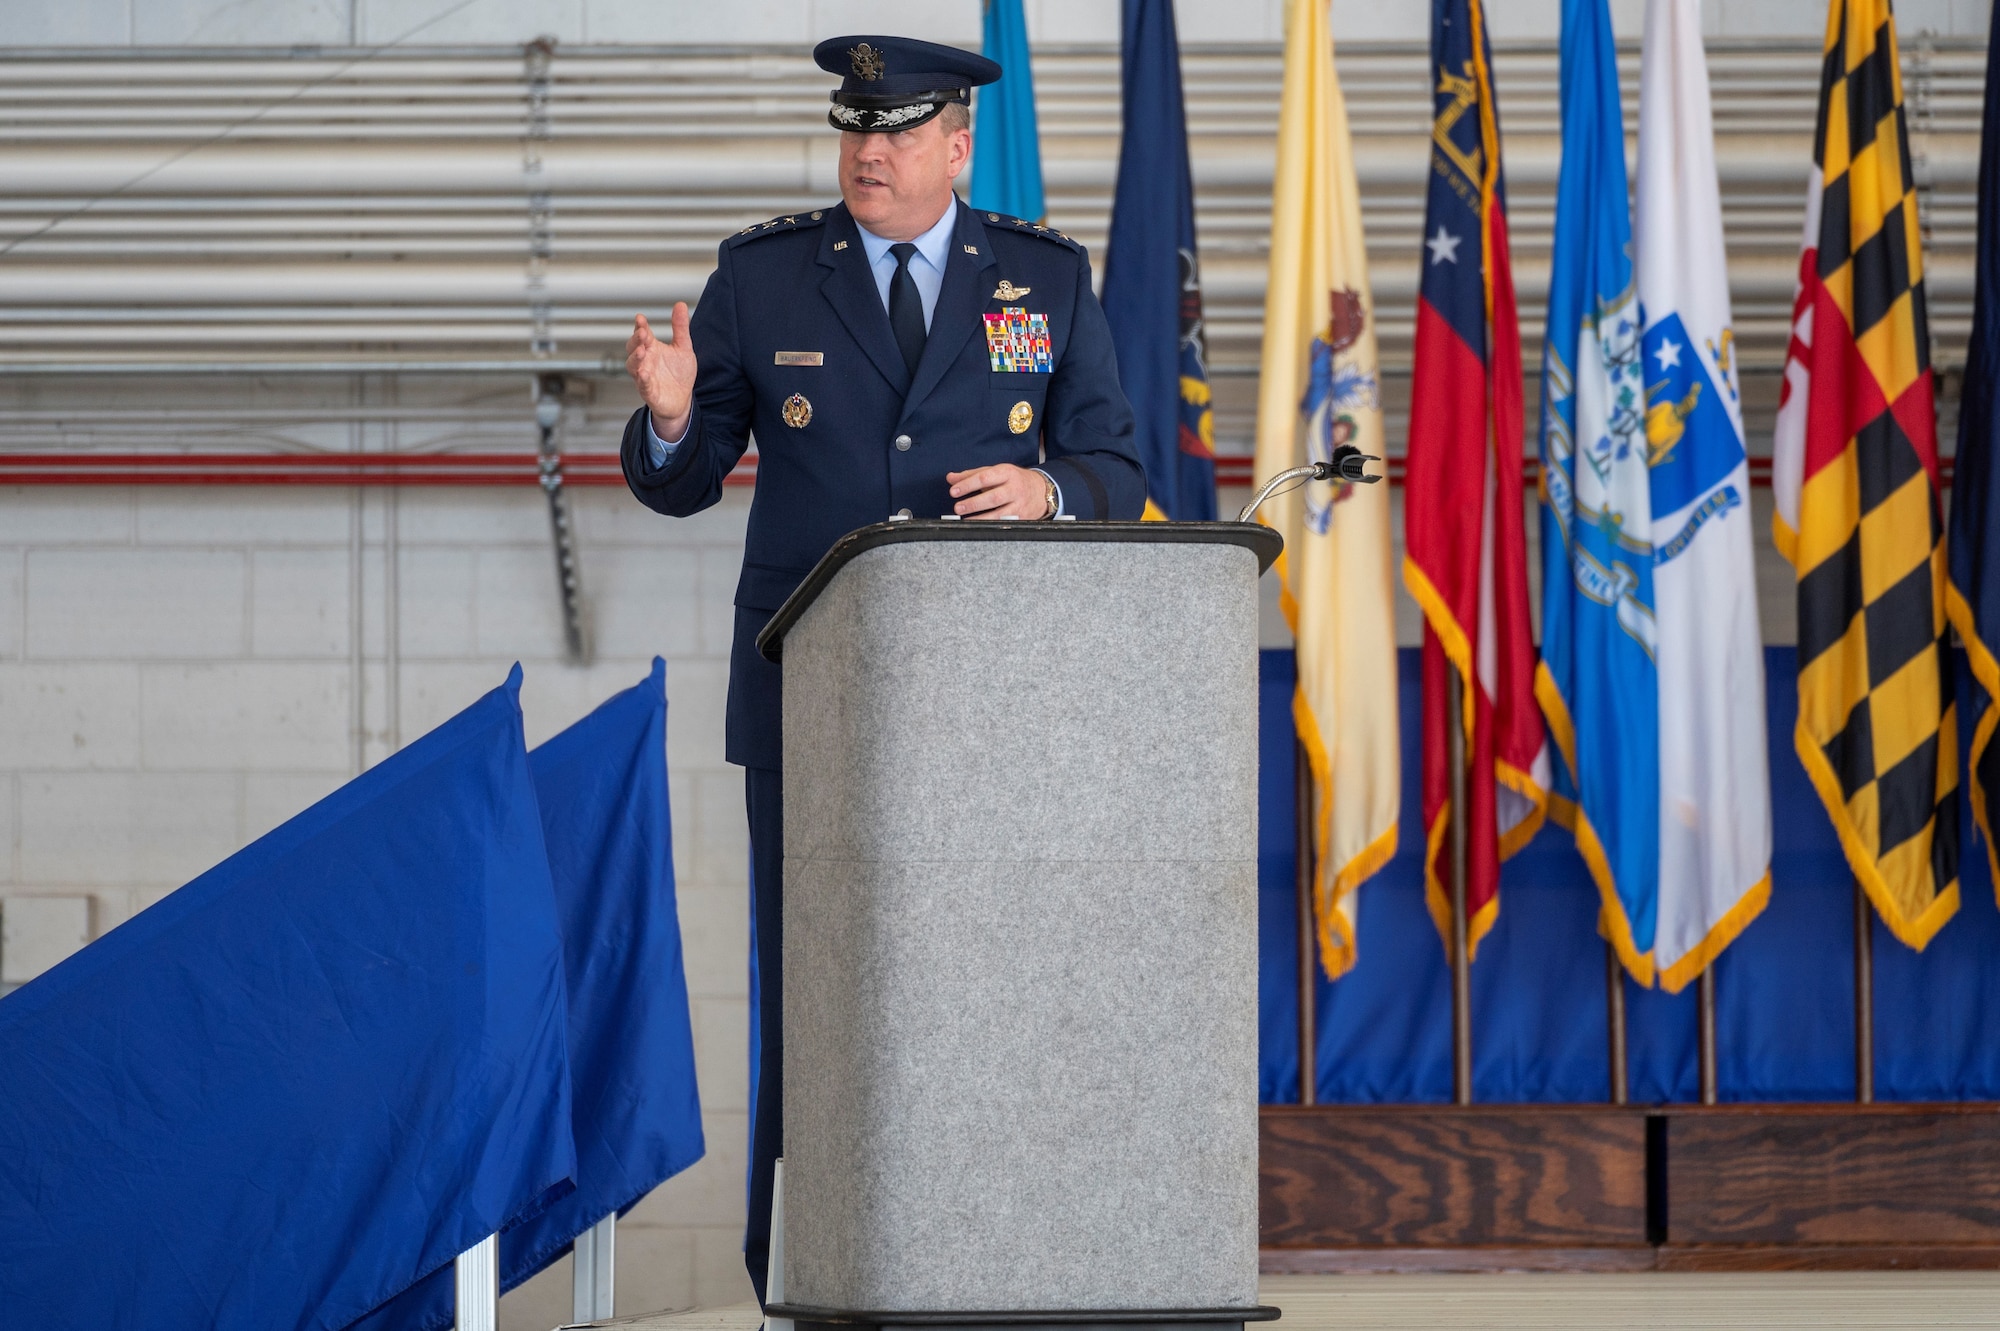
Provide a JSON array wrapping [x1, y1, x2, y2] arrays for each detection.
[[536, 373, 591, 663], [523, 41, 591, 666]]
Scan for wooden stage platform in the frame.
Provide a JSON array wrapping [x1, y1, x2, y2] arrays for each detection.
[[1261, 1103, 2000, 1271], [566, 1103, 2000, 1329]]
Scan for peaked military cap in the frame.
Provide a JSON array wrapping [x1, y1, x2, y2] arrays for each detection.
[[812, 35, 1001, 133]]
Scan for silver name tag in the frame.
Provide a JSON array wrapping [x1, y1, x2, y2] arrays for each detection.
[[774, 351, 824, 366]]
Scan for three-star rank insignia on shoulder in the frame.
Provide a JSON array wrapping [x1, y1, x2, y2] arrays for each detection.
[[731, 210, 827, 244], [981, 212, 1083, 254]]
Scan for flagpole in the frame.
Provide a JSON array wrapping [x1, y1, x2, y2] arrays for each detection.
[[1854, 878, 1875, 1104], [1294, 735, 1317, 1107], [1605, 942, 1628, 1106], [1448, 663, 1473, 1106], [1697, 967, 1717, 1105]]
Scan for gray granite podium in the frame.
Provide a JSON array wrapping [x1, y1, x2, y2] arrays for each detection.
[[756, 519, 1282, 1331]]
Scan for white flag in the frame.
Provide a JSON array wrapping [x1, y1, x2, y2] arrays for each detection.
[[1634, 0, 1773, 989]]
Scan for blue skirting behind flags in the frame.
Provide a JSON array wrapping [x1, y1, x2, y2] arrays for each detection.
[[970, 0, 1046, 223], [1101, 0, 1217, 521], [1259, 649, 2000, 1104], [0, 667, 575, 1331], [359, 659, 703, 1331]]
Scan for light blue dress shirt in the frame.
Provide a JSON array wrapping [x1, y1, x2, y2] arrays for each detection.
[[855, 201, 956, 334], [646, 203, 1062, 514]]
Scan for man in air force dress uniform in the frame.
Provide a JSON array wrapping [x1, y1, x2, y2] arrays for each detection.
[[619, 34, 1145, 1303]]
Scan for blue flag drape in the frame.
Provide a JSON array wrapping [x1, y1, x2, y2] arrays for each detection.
[[1100, 0, 1217, 521], [1260, 648, 2000, 1104], [0, 667, 575, 1331], [969, 0, 1046, 223], [1949, 0, 2000, 899], [359, 659, 704, 1330], [1536, 0, 1660, 983]]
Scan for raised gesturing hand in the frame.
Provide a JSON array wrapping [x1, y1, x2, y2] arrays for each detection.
[[626, 303, 697, 442]]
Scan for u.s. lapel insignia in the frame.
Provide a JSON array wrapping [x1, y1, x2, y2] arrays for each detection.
[[1008, 400, 1034, 434], [993, 280, 1030, 300], [781, 393, 812, 428], [833, 239, 849, 251]]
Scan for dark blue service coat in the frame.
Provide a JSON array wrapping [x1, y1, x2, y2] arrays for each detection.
[[622, 198, 1146, 770]]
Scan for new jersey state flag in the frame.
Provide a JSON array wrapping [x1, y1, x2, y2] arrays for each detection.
[[1252, 0, 1400, 976], [1403, 0, 1550, 957], [1773, 0, 1959, 948], [1536, 0, 1660, 985], [1634, 0, 1773, 989]]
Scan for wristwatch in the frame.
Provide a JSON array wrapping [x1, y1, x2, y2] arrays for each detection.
[[1039, 470, 1059, 520]]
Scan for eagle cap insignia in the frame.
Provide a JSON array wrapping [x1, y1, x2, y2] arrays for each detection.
[[993, 281, 1030, 300], [849, 43, 885, 80]]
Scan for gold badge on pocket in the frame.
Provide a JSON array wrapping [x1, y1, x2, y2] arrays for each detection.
[[782, 393, 812, 428], [1008, 400, 1034, 434]]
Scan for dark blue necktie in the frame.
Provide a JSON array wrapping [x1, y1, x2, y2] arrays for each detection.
[[888, 242, 927, 376]]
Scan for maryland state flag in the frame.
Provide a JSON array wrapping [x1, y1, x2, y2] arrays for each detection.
[[1772, 0, 1959, 947], [1949, 0, 2000, 900], [1102, 0, 1217, 520], [1403, 0, 1550, 955], [1252, 0, 1400, 975]]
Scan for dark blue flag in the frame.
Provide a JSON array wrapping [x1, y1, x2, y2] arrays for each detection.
[[0, 667, 575, 1331], [517, 657, 703, 1277], [1950, 0, 2000, 902], [1100, 0, 1216, 521], [358, 659, 704, 1329]]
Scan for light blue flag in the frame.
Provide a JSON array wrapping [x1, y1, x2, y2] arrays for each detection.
[[970, 0, 1046, 222], [1536, 0, 1660, 985]]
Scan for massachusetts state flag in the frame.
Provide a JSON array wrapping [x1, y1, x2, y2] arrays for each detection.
[[1536, 0, 1659, 984], [1403, 0, 1550, 956], [1102, 0, 1217, 521], [1251, 0, 1400, 975], [1634, 0, 1772, 990], [1773, 0, 1959, 948], [1949, 0, 2000, 902]]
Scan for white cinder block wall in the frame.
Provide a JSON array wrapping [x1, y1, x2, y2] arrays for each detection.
[[4, 0, 1992, 1327]]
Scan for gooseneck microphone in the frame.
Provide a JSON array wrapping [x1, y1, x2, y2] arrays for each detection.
[[1235, 444, 1383, 523]]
